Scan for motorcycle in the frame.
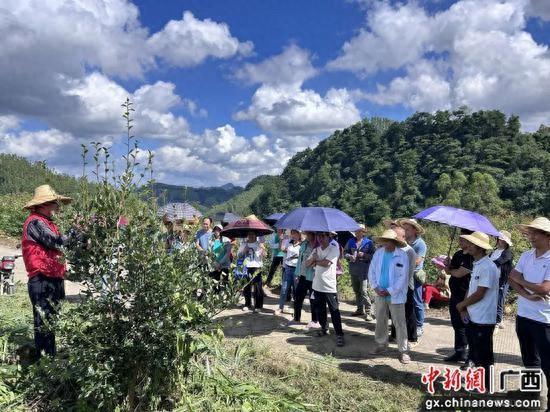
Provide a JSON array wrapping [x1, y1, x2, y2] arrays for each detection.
[[1, 254, 21, 295]]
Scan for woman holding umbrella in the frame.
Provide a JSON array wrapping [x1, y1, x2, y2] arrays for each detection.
[[222, 215, 273, 312], [237, 232, 266, 312]]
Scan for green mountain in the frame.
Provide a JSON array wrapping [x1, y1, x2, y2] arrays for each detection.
[[246, 109, 549, 225], [207, 175, 280, 217], [0, 154, 83, 196], [151, 182, 243, 209]]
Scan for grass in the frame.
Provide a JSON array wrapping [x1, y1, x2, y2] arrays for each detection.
[[0, 286, 423, 411]]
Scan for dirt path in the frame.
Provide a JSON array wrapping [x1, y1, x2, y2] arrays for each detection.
[[219, 288, 548, 410], [0, 244, 83, 296]]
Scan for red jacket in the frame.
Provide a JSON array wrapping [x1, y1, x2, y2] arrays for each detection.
[[22, 213, 66, 279]]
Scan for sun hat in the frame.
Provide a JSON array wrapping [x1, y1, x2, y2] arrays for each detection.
[[356, 224, 368, 232], [396, 218, 425, 234], [24, 185, 72, 210], [497, 230, 513, 246], [213, 223, 224, 231], [515, 217, 550, 235], [431, 255, 448, 269], [375, 229, 407, 248], [460, 231, 493, 251]]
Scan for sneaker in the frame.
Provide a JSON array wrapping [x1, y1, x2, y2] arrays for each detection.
[[460, 359, 475, 371], [399, 353, 411, 364], [286, 320, 301, 327], [307, 321, 321, 330], [444, 352, 467, 363], [274, 308, 284, 316], [417, 327, 424, 337], [424, 303, 430, 310], [370, 345, 386, 355], [336, 335, 345, 347], [316, 329, 329, 337], [241, 306, 250, 312], [351, 309, 365, 317], [409, 340, 420, 349], [364, 313, 374, 322]]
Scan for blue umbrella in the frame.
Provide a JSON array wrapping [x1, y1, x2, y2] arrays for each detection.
[[264, 212, 285, 224], [275, 207, 360, 232]]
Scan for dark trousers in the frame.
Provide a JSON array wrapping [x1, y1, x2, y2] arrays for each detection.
[[449, 296, 468, 354], [496, 282, 509, 324], [466, 322, 495, 390], [28, 274, 65, 357], [391, 287, 417, 342], [243, 268, 263, 309], [314, 290, 343, 336], [266, 256, 283, 285], [208, 269, 229, 293], [293, 276, 317, 322], [516, 316, 550, 403]]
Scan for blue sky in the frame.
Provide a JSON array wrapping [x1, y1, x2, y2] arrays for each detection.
[[0, 0, 549, 187]]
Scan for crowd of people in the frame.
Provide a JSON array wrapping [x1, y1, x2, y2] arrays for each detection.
[[18, 184, 550, 405]]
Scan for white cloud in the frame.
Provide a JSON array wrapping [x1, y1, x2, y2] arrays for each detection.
[[0, 116, 20, 134], [527, 0, 550, 20], [147, 11, 253, 68], [0, 128, 78, 161], [235, 84, 362, 135], [235, 46, 363, 137], [235, 44, 318, 86], [333, 0, 550, 130]]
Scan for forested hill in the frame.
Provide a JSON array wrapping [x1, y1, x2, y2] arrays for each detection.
[[0, 154, 82, 196], [151, 182, 243, 208], [248, 109, 550, 226]]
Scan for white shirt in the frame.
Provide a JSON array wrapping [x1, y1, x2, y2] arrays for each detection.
[[489, 248, 504, 262], [368, 247, 410, 304], [312, 243, 340, 293], [515, 249, 550, 324], [237, 241, 263, 268], [466, 256, 499, 324], [284, 240, 301, 267]]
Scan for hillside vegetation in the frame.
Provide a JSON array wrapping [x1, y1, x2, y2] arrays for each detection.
[[151, 182, 243, 208], [248, 109, 549, 225]]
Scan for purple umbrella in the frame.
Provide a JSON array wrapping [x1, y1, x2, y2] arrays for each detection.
[[414, 205, 500, 256], [414, 206, 500, 236], [275, 207, 360, 232]]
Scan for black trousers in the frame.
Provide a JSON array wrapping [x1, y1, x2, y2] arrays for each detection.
[[391, 287, 417, 342], [313, 290, 343, 336], [466, 322, 495, 390], [266, 256, 283, 285], [28, 274, 65, 357], [449, 296, 468, 353], [293, 276, 317, 322], [516, 316, 550, 404], [243, 268, 263, 309]]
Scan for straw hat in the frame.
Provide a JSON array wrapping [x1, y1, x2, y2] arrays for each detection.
[[497, 230, 513, 246], [396, 218, 425, 234], [375, 229, 407, 248], [24, 185, 72, 210], [460, 231, 493, 251], [515, 217, 550, 235]]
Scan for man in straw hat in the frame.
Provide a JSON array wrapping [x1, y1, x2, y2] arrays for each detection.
[[368, 229, 411, 364], [397, 218, 428, 338], [343, 224, 375, 320], [509, 217, 550, 406], [455, 231, 499, 389], [489, 230, 514, 329], [21, 185, 72, 358]]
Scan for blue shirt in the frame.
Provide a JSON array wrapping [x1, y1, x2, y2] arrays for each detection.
[[411, 237, 427, 272], [380, 251, 393, 300], [195, 229, 212, 251]]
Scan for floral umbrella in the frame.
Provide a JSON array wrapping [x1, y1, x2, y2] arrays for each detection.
[[221, 215, 274, 238]]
